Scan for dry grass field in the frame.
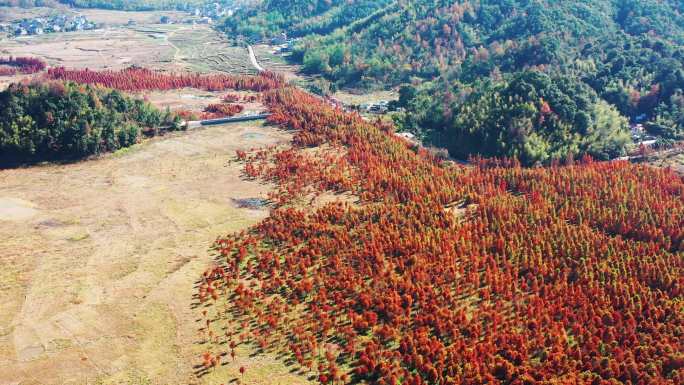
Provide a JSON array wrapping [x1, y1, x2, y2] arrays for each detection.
[[0, 121, 313, 385], [0, 6, 64, 23], [251, 45, 303, 82], [0, 18, 254, 77], [640, 147, 684, 175], [0, 73, 25, 91], [1, 25, 202, 73], [332, 89, 398, 106], [0, 9, 317, 384], [141, 89, 265, 116], [0, 23, 257, 91], [1, 27, 175, 70], [74, 9, 188, 25]]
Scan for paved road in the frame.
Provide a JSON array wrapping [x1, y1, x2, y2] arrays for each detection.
[[247, 45, 265, 72]]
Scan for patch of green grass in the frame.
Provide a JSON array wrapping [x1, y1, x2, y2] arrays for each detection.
[[67, 232, 90, 242], [112, 144, 142, 157]]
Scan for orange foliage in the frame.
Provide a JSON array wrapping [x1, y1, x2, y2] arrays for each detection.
[[198, 87, 683, 385], [0, 56, 46, 75], [46, 66, 283, 92]]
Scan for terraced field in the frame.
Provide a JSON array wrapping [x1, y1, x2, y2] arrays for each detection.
[[0, 23, 253, 76]]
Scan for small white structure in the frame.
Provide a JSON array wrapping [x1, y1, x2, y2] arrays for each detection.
[[396, 132, 416, 141]]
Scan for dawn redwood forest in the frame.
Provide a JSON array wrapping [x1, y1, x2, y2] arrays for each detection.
[[0, 56, 46, 75], [192, 87, 683, 385], [8, 63, 679, 384], [0, 0, 682, 385]]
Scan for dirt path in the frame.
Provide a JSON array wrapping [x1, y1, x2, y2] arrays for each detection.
[[0, 122, 309, 385], [165, 27, 187, 64]]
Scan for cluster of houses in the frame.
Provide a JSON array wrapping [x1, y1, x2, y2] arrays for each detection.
[[4, 15, 98, 37], [359, 100, 391, 114], [270, 33, 297, 54], [153, 2, 238, 26], [630, 123, 658, 147], [191, 2, 235, 21]]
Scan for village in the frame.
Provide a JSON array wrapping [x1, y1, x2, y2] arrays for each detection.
[[1, 14, 98, 37], [0, 2, 234, 38]]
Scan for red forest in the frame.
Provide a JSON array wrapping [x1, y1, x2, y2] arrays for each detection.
[[0, 56, 46, 76], [46, 66, 284, 92], [33, 64, 681, 384], [196, 87, 683, 385], [201, 103, 245, 119]]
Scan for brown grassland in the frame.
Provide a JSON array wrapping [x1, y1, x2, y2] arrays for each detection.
[[0, 121, 314, 385], [0, 9, 318, 385]]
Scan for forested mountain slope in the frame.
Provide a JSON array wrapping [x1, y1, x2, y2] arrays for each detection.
[[222, 0, 394, 39], [222, 0, 684, 163]]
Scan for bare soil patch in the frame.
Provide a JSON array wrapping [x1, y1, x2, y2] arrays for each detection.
[[641, 148, 684, 175], [141, 89, 264, 116], [0, 197, 39, 221], [333, 89, 398, 106], [0, 121, 311, 385], [252, 44, 304, 82]]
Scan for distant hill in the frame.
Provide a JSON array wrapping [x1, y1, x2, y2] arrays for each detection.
[[222, 0, 684, 163], [0, 0, 209, 11], [57, 0, 204, 11]]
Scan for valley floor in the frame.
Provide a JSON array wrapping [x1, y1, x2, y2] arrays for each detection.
[[0, 122, 308, 385]]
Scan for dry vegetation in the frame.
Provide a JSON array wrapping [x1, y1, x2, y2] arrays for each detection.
[[0, 22, 253, 79], [640, 147, 684, 175], [141, 89, 264, 117], [0, 9, 321, 384], [0, 121, 314, 385], [2, 5, 681, 385], [251, 44, 303, 82]]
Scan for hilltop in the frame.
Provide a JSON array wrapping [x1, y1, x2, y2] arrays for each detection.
[[222, 0, 684, 163]]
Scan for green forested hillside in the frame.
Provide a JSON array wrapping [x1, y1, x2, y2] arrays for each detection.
[[398, 71, 631, 164], [222, 0, 684, 163], [0, 81, 182, 166], [221, 0, 394, 39]]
